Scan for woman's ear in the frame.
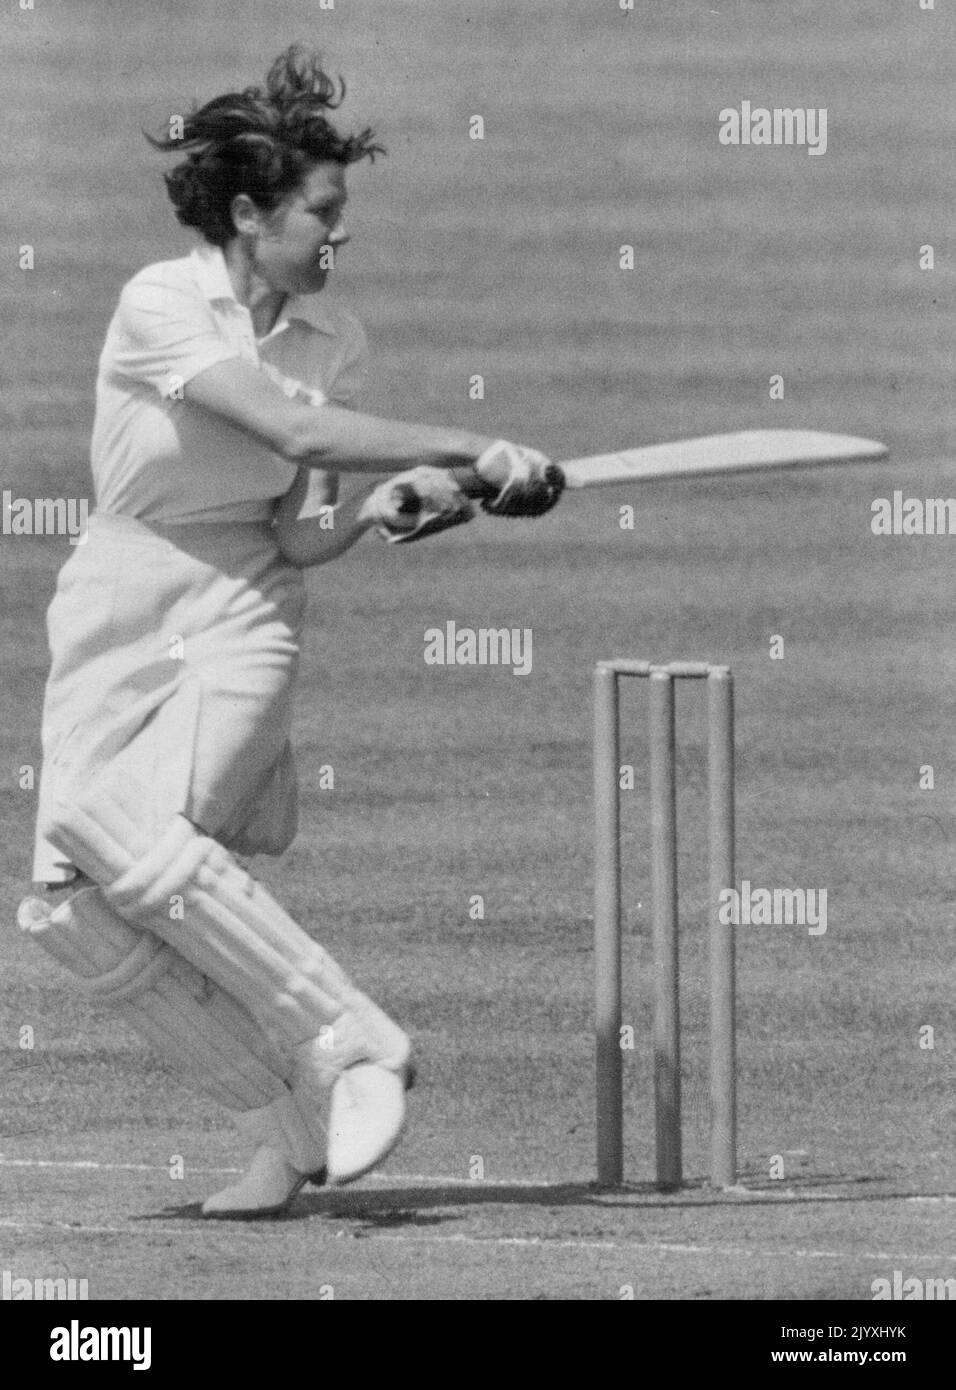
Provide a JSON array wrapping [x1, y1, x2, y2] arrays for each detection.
[[229, 193, 261, 240]]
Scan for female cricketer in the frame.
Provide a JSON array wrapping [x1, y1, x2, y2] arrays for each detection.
[[17, 47, 563, 1218]]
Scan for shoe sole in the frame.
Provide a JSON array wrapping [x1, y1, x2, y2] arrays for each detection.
[[326, 1114, 406, 1188], [201, 1174, 311, 1221], [326, 1065, 407, 1187]]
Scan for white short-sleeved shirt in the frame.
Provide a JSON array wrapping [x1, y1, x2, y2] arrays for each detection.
[[91, 243, 368, 523]]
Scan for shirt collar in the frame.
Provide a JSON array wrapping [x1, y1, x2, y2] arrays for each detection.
[[191, 243, 237, 304], [190, 243, 337, 337]]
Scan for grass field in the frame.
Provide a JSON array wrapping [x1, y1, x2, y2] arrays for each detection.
[[1, 0, 954, 1300]]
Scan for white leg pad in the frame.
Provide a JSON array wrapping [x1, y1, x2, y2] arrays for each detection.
[[47, 778, 410, 1079], [20, 887, 327, 1174]]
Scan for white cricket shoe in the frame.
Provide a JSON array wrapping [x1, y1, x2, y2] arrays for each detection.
[[202, 1062, 406, 1217], [325, 1062, 406, 1185], [201, 1147, 317, 1220]]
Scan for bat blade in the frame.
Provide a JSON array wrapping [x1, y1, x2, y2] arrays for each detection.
[[561, 430, 888, 489]]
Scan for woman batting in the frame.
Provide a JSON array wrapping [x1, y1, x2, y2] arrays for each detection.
[[18, 47, 562, 1218]]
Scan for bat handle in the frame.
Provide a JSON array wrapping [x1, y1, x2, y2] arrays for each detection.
[[452, 466, 498, 501]]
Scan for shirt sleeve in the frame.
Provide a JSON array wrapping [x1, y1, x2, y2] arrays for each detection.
[[109, 272, 240, 398], [325, 311, 369, 408]]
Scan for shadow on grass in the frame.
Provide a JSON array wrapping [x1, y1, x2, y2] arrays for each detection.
[[134, 1171, 952, 1227]]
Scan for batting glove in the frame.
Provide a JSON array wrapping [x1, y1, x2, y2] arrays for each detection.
[[473, 440, 565, 518], [362, 466, 476, 544]]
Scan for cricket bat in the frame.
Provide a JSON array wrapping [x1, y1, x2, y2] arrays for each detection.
[[394, 430, 888, 515], [556, 429, 887, 489]]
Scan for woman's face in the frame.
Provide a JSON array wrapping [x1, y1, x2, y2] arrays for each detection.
[[250, 160, 350, 296]]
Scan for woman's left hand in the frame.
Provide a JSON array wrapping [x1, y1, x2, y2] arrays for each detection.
[[360, 466, 476, 544]]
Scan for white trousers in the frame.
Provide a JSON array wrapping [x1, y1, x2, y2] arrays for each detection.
[[34, 511, 305, 882]]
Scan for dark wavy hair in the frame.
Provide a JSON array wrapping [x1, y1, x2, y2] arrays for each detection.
[[146, 46, 384, 246]]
